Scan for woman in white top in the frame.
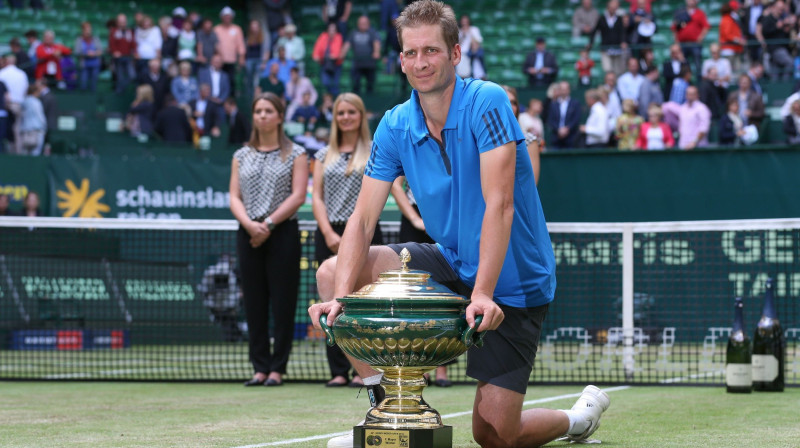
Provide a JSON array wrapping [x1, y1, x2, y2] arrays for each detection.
[[312, 93, 381, 387], [456, 15, 482, 78], [230, 92, 308, 387], [135, 15, 163, 77]]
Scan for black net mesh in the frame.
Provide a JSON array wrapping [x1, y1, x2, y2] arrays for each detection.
[[0, 220, 797, 385]]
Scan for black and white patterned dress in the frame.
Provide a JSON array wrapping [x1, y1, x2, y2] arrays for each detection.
[[234, 144, 306, 220], [316, 146, 362, 224]]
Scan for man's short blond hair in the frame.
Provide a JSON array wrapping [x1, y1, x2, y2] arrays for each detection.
[[395, 0, 459, 55]]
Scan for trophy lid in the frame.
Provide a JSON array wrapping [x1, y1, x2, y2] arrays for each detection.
[[338, 248, 468, 303]]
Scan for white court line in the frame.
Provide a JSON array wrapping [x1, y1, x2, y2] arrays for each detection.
[[231, 385, 632, 448], [659, 370, 724, 384]]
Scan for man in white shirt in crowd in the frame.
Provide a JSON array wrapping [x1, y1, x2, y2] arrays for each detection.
[[198, 54, 231, 104], [701, 43, 732, 89], [0, 54, 29, 154], [580, 88, 611, 148], [617, 57, 644, 105]]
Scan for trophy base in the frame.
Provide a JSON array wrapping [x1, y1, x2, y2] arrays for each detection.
[[353, 425, 452, 448]]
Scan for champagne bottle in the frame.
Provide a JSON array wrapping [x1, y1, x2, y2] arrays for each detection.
[[752, 278, 785, 392], [725, 297, 752, 393]]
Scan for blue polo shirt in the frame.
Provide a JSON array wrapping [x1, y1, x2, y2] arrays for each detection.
[[365, 77, 556, 308]]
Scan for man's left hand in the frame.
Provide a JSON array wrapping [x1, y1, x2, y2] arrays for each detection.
[[466, 293, 504, 332]]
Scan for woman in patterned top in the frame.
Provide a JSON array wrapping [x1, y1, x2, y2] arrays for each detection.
[[311, 93, 382, 388], [229, 92, 309, 387]]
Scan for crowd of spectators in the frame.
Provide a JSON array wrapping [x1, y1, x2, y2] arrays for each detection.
[[2, 0, 800, 155]]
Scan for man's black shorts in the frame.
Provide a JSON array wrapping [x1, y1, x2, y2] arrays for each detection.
[[387, 242, 549, 395]]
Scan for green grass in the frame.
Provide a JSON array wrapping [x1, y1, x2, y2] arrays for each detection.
[[0, 382, 798, 447]]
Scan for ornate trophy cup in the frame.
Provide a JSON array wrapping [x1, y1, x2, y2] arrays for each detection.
[[320, 249, 485, 448]]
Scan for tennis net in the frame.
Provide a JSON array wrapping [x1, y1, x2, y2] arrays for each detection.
[[0, 217, 798, 385]]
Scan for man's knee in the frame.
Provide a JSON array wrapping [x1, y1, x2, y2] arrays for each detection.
[[472, 426, 516, 448], [316, 257, 337, 302]]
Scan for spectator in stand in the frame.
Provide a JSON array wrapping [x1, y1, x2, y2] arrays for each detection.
[[636, 104, 674, 150], [573, 0, 600, 38], [466, 39, 486, 80], [244, 20, 270, 101], [125, 84, 155, 137], [138, 58, 171, 112], [214, 6, 246, 96], [25, 30, 41, 68], [503, 85, 541, 182], [523, 37, 558, 88], [312, 22, 344, 96], [729, 73, 765, 128], [177, 17, 197, 64], [519, 98, 545, 140], [719, 2, 745, 74], [0, 80, 7, 154], [35, 78, 56, 134], [196, 18, 219, 69], [109, 14, 136, 94], [601, 71, 623, 125], [757, 0, 796, 80], [286, 67, 318, 123], [198, 55, 231, 104], [779, 88, 800, 119], [637, 47, 656, 73], [783, 99, 800, 144], [74, 22, 102, 92], [617, 57, 644, 104], [318, 92, 335, 125], [615, 99, 642, 149], [292, 91, 320, 132], [257, 62, 286, 99], [455, 15, 483, 79], [669, 66, 692, 104], [590, 0, 628, 76], [9, 38, 33, 80], [719, 96, 747, 146], [662, 44, 690, 98], [263, 0, 289, 50], [171, 61, 198, 106], [323, 0, 353, 37], [19, 84, 46, 156], [671, 0, 711, 78], [702, 43, 733, 89], [159, 15, 180, 70], [265, 46, 297, 86], [189, 83, 225, 138], [276, 24, 306, 73], [547, 81, 582, 149], [638, 66, 663, 118], [224, 97, 251, 147], [742, 0, 766, 64], [627, 0, 656, 52], [0, 54, 29, 154], [135, 15, 162, 78], [35, 30, 72, 89], [575, 48, 595, 87], [699, 66, 725, 119], [312, 92, 376, 388], [745, 61, 764, 95], [154, 94, 193, 143], [581, 88, 611, 148], [341, 15, 381, 95], [678, 86, 711, 149]]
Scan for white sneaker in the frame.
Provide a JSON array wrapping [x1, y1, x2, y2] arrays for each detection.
[[567, 385, 610, 442], [327, 420, 364, 448]]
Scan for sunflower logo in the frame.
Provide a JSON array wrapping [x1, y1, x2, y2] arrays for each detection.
[[56, 179, 110, 218]]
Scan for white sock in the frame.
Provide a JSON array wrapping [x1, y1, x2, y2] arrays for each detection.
[[562, 409, 590, 435]]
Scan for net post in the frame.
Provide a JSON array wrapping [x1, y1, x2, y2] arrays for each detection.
[[622, 224, 635, 381]]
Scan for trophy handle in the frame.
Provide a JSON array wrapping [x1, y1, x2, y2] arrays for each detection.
[[462, 315, 486, 348], [319, 314, 336, 347]]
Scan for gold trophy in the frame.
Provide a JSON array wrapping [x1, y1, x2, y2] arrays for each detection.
[[320, 249, 485, 448]]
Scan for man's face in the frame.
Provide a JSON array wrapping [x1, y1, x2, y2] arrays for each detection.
[[117, 14, 127, 28], [211, 56, 222, 70], [358, 16, 369, 32], [607, 0, 618, 14], [605, 72, 616, 87], [627, 58, 638, 74], [670, 45, 682, 60], [221, 13, 233, 25], [200, 84, 210, 99], [400, 24, 460, 95], [536, 42, 545, 52], [686, 0, 697, 9], [560, 82, 570, 98], [582, 0, 592, 9], [149, 59, 160, 73], [43, 32, 54, 45], [686, 87, 698, 102]]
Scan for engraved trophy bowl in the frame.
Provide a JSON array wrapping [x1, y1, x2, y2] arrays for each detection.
[[320, 249, 485, 446]]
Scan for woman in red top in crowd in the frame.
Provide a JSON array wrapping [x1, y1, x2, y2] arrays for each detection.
[[718, 2, 745, 72], [35, 30, 72, 84], [312, 22, 344, 96], [636, 104, 675, 150]]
